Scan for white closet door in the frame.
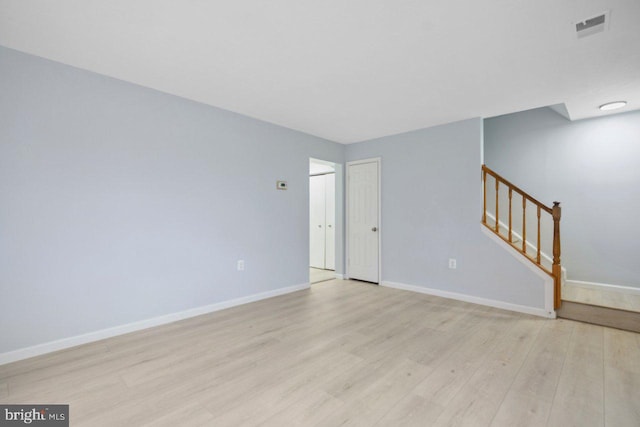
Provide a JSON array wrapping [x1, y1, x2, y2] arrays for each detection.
[[309, 175, 326, 269], [324, 173, 336, 271]]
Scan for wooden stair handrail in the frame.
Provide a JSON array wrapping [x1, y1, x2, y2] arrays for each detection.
[[481, 165, 562, 309], [483, 165, 552, 214]]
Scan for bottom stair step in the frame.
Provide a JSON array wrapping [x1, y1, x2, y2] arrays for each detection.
[[557, 301, 640, 333]]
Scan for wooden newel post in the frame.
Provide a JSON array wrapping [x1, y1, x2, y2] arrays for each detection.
[[552, 201, 562, 309], [495, 180, 500, 232], [482, 168, 487, 224]]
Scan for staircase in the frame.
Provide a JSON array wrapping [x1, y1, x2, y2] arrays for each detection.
[[482, 165, 640, 332], [481, 165, 562, 309]]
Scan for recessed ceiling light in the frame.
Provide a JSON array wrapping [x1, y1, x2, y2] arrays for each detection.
[[599, 101, 627, 111]]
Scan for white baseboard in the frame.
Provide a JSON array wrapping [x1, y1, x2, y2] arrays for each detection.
[[565, 279, 640, 296], [335, 273, 345, 280], [0, 282, 310, 366], [381, 281, 555, 319]]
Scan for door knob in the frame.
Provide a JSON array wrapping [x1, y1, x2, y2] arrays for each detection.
[[318, 225, 322, 228], [372, 227, 378, 232]]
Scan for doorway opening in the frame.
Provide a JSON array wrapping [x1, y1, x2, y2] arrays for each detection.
[[310, 158, 337, 284]]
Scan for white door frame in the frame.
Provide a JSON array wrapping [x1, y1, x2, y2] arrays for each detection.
[[345, 157, 381, 283]]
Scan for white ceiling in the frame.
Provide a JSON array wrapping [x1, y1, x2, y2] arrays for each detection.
[[1, 0, 639, 143]]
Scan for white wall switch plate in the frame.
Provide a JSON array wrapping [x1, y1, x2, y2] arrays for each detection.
[[237, 260, 245, 271], [448, 258, 457, 269]]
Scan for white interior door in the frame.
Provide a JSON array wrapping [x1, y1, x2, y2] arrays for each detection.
[[324, 173, 335, 271], [309, 175, 326, 269], [347, 160, 379, 282]]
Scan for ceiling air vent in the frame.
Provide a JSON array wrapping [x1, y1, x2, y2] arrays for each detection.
[[575, 11, 609, 38]]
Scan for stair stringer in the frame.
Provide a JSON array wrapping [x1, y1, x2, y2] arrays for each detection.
[[484, 211, 567, 284]]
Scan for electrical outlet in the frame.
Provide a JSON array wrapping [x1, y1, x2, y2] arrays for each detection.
[[237, 260, 245, 271], [448, 258, 457, 269]]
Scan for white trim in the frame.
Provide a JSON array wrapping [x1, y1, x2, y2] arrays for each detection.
[[0, 282, 310, 366], [334, 273, 345, 280], [565, 279, 640, 296], [480, 225, 556, 316], [346, 157, 382, 284], [381, 281, 555, 319]]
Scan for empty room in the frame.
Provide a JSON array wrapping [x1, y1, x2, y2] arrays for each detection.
[[1, 1, 639, 426]]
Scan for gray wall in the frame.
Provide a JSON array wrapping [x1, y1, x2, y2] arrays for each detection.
[[0, 45, 551, 356], [345, 119, 547, 308], [485, 107, 640, 288], [0, 46, 344, 353]]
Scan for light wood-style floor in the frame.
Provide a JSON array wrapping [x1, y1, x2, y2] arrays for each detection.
[[563, 282, 640, 313], [310, 267, 335, 284], [1, 280, 639, 426]]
